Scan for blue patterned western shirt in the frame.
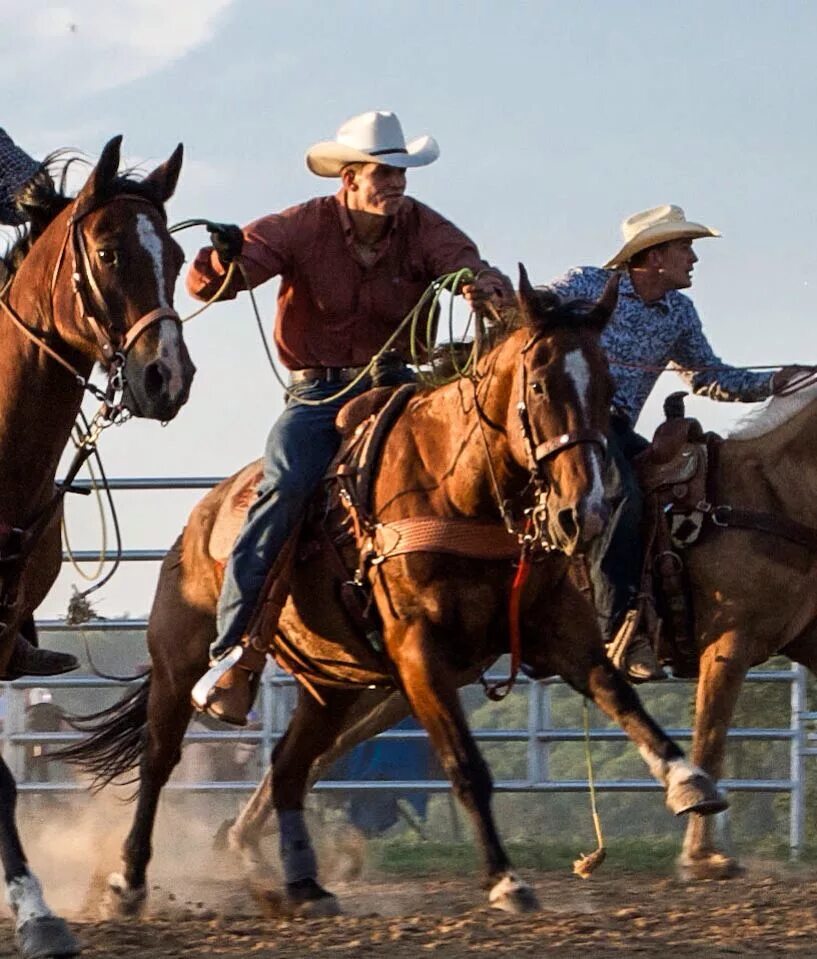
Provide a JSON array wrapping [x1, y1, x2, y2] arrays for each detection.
[[545, 266, 771, 424], [0, 127, 39, 225]]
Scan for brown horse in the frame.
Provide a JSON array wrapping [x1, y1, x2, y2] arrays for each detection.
[[673, 378, 817, 878], [64, 272, 724, 919], [0, 136, 195, 957]]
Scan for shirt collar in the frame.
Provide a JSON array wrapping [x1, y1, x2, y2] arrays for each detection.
[[334, 188, 401, 250], [619, 269, 672, 313]]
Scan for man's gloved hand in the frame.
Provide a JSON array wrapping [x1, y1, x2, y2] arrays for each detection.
[[208, 222, 244, 265], [371, 349, 415, 388]]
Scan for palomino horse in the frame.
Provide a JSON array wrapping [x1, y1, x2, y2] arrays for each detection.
[[64, 272, 724, 919], [0, 137, 195, 957], [674, 375, 817, 878]]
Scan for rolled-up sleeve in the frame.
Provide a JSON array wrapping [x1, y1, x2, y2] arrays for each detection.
[[185, 212, 294, 302], [671, 300, 771, 402]]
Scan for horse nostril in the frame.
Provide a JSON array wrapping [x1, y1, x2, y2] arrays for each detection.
[[557, 507, 578, 543], [144, 360, 168, 397]]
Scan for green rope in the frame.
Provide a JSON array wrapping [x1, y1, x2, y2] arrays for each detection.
[[573, 697, 607, 879]]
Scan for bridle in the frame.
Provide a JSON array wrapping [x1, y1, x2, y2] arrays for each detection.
[[518, 332, 607, 540], [0, 192, 181, 415]]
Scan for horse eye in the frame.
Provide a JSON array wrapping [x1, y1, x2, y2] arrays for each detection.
[[530, 381, 545, 395], [97, 249, 119, 266]]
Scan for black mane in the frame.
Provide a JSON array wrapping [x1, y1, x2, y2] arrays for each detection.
[[2, 151, 167, 278]]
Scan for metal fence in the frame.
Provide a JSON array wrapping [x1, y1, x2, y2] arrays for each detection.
[[0, 476, 813, 855]]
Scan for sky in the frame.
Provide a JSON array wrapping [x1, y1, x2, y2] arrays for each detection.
[[2, 0, 816, 618]]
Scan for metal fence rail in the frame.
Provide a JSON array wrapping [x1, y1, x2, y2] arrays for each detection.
[[0, 475, 812, 856]]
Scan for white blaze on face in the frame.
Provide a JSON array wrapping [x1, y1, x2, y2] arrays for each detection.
[[563, 348, 605, 510], [6, 873, 53, 930], [136, 212, 169, 309]]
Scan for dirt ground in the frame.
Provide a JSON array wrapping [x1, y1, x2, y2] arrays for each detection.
[[3, 869, 817, 958]]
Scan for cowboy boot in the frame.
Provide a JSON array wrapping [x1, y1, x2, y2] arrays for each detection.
[[191, 644, 266, 727], [4, 634, 78, 680], [607, 610, 667, 684]]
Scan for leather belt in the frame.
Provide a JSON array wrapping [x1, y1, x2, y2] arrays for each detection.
[[290, 365, 367, 385]]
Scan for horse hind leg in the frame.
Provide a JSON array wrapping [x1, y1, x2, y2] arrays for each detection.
[[226, 687, 409, 879], [0, 757, 80, 957], [270, 686, 371, 917]]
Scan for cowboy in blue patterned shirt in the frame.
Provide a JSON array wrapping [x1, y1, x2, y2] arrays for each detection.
[[546, 205, 788, 682], [1, 127, 80, 680]]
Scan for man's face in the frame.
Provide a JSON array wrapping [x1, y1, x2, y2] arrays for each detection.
[[654, 238, 698, 290], [347, 162, 407, 216]]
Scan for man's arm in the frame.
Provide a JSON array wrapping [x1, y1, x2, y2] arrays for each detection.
[[671, 299, 772, 403], [0, 128, 40, 226], [185, 211, 294, 303]]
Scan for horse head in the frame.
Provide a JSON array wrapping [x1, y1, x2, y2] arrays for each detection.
[[22, 136, 196, 421], [510, 264, 617, 554]]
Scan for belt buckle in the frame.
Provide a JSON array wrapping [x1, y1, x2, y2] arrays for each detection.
[[325, 367, 340, 384]]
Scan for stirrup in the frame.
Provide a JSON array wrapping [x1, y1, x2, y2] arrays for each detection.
[[191, 645, 245, 711]]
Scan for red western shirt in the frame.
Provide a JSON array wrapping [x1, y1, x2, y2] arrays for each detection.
[[186, 190, 507, 370]]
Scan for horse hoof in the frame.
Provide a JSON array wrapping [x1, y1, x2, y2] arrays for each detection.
[[667, 771, 728, 817], [488, 874, 540, 914], [286, 878, 342, 917], [16, 916, 81, 958], [103, 873, 147, 919], [677, 853, 744, 881]]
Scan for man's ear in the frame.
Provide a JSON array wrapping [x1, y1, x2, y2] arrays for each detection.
[[341, 167, 357, 191]]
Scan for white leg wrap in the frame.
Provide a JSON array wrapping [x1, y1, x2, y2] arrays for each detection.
[[6, 873, 53, 931]]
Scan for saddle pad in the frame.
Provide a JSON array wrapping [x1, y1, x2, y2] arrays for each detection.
[[208, 459, 264, 564]]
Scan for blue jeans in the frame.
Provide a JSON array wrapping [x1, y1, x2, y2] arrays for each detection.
[[212, 377, 368, 658], [586, 416, 649, 644]]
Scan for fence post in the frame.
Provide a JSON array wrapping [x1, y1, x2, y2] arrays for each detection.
[[790, 664, 806, 859]]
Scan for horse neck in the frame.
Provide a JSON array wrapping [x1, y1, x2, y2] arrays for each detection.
[[401, 335, 526, 518], [720, 393, 817, 527], [0, 217, 91, 519]]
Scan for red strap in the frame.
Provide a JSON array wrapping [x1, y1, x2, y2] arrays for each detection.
[[484, 549, 531, 701]]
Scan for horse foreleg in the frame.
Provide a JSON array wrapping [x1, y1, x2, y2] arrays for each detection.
[[227, 687, 409, 872], [530, 585, 726, 819], [0, 757, 80, 957], [679, 630, 751, 880], [270, 686, 366, 916], [391, 619, 537, 914]]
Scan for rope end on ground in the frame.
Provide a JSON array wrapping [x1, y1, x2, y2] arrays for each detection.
[[65, 586, 97, 625], [572, 846, 606, 879]]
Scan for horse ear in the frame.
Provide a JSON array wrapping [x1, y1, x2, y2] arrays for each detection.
[[587, 272, 620, 330], [75, 135, 122, 210], [142, 143, 184, 205], [516, 262, 560, 330]]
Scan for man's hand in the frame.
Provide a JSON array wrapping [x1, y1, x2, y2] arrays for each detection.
[[461, 273, 503, 312], [208, 222, 244, 265], [771, 364, 817, 395]]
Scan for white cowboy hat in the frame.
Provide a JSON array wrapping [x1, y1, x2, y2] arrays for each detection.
[[604, 204, 721, 269], [306, 110, 440, 178]]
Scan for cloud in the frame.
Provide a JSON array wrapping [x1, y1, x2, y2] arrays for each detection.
[[0, 0, 235, 95]]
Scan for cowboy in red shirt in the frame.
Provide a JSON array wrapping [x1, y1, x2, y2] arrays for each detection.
[[188, 111, 510, 725]]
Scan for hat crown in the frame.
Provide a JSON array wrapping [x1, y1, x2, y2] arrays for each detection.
[[621, 204, 688, 243], [335, 111, 407, 156]]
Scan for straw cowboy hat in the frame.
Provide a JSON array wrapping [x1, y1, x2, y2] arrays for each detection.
[[604, 204, 721, 269], [306, 110, 440, 178]]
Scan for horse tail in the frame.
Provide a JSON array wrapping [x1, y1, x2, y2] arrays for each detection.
[[56, 673, 152, 794]]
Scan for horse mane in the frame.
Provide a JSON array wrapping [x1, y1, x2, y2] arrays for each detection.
[[728, 379, 817, 440], [2, 150, 167, 278]]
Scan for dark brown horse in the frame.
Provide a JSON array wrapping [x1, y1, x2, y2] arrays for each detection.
[[64, 273, 724, 920], [0, 136, 195, 957]]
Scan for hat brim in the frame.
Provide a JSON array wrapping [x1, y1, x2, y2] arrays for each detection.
[[604, 223, 721, 269], [306, 135, 440, 177]]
